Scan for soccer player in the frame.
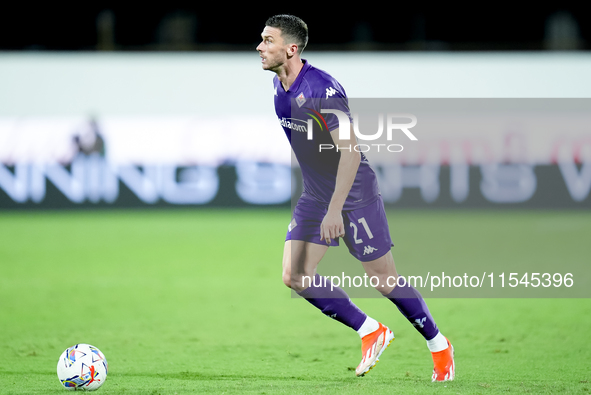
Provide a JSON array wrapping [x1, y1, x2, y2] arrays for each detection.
[[256, 14, 455, 381]]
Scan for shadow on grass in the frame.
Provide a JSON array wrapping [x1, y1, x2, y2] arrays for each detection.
[[116, 371, 358, 382]]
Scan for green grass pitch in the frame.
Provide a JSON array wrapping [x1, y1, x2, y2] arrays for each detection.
[[0, 208, 590, 394]]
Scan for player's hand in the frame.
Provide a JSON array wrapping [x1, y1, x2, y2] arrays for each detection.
[[320, 209, 345, 245]]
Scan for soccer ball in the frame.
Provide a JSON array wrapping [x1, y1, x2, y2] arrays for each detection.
[[56, 344, 108, 391]]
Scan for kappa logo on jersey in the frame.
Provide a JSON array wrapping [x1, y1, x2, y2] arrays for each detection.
[[325, 87, 337, 99], [274, 86, 278, 96], [363, 245, 378, 255], [296, 92, 306, 107]]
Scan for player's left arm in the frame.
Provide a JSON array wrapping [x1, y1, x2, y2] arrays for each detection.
[[319, 124, 360, 244]]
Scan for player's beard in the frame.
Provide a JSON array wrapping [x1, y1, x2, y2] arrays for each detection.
[[262, 54, 284, 72]]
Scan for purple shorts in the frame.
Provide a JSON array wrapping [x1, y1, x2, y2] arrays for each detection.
[[286, 195, 394, 262]]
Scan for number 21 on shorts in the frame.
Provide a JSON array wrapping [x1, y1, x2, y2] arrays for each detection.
[[350, 217, 373, 244]]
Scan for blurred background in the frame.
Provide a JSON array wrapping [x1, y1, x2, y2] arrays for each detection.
[[0, 5, 589, 51], [0, 5, 590, 209]]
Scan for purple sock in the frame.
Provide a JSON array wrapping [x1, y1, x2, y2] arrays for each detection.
[[297, 274, 367, 331], [385, 277, 439, 340]]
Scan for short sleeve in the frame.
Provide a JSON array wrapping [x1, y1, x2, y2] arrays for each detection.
[[318, 84, 352, 132]]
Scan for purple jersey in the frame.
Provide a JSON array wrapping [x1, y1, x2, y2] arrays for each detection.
[[273, 60, 380, 210]]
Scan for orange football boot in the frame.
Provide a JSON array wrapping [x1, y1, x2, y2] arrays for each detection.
[[355, 322, 395, 377], [431, 338, 455, 382]]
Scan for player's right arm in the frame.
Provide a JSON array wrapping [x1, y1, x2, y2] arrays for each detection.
[[319, 123, 360, 244]]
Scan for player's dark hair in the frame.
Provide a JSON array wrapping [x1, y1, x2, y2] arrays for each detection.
[[265, 14, 308, 54]]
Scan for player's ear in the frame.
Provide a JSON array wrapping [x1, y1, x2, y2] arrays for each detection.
[[287, 43, 298, 57]]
